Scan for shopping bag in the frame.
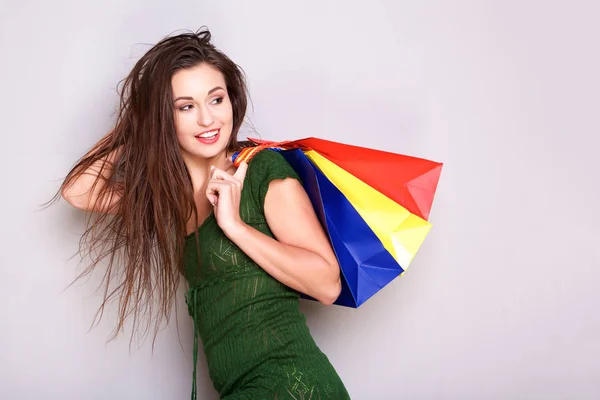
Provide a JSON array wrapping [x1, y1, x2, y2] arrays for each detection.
[[302, 150, 432, 270], [242, 137, 442, 220], [279, 149, 404, 307], [232, 139, 443, 307]]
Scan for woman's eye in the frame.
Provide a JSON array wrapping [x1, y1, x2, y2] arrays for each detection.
[[211, 97, 223, 105], [179, 104, 193, 111]]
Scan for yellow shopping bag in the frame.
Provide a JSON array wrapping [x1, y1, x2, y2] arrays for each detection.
[[304, 150, 432, 270]]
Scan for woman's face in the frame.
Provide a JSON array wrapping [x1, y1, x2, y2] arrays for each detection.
[[172, 63, 234, 164]]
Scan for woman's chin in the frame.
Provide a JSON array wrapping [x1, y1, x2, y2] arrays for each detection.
[[180, 135, 231, 163], [194, 144, 229, 161]]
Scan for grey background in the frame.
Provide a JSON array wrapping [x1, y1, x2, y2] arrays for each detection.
[[1, 0, 598, 399]]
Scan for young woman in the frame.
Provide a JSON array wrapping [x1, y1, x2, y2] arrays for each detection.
[[57, 29, 351, 399]]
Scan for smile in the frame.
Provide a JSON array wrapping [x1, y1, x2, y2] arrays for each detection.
[[195, 129, 220, 144]]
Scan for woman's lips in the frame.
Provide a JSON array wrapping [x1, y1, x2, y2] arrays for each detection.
[[195, 129, 220, 144]]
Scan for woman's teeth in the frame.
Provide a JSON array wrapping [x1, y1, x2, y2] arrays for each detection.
[[197, 130, 218, 138]]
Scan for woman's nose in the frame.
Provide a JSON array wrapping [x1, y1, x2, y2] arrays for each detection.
[[197, 107, 214, 127]]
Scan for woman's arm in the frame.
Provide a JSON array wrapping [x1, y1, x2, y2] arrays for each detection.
[[62, 145, 123, 214], [222, 177, 342, 305]]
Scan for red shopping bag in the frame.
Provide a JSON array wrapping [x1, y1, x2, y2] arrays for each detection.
[[237, 137, 443, 220]]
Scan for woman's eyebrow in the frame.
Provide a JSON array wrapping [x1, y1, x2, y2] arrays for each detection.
[[207, 86, 225, 95], [174, 87, 224, 102], [174, 96, 194, 102]]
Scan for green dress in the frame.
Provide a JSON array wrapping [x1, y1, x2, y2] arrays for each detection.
[[183, 149, 351, 400]]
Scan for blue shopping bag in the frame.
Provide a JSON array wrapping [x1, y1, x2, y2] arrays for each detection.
[[280, 149, 404, 307]]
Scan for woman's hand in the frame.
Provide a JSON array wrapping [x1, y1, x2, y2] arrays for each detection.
[[206, 161, 248, 236]]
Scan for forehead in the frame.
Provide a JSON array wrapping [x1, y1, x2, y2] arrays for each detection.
[[171, 63, 226, 95]]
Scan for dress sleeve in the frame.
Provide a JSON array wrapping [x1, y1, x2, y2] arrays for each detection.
[[246, 148, 302, 213]]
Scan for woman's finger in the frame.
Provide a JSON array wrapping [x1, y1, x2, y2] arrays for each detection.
[[206, 180, 231, 206], [233, 161, 248, 182], [210, 166, 235, 181], [211, 166, 243, 190]]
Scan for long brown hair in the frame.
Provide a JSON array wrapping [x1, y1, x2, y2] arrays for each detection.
[[48, 28, 252, 344]]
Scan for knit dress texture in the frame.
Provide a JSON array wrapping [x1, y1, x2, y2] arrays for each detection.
[[183, 149, 350, 399]]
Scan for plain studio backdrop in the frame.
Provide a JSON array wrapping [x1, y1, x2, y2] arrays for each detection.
[[1, 1, 598, 399]]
